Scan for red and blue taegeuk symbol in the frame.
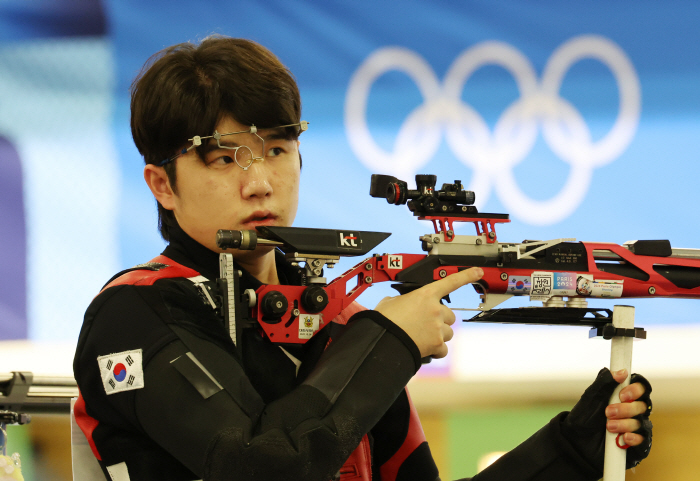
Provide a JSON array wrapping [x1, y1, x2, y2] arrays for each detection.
[[113, 363, 127, 382]]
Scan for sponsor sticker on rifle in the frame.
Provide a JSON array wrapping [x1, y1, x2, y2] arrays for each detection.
[[338, 232, 360, 248], [529, 272, 622, 300], [530, 272, 553, 299], [507, 275, 531, 295], [299, 314, 321, 339], [97, 349, 144, 395], [553, 272, 577, 293], [576, 275, 594, 295], [530, 272, 581, 300], [388, 255, 403, 269], [592, 279, 624, 298]]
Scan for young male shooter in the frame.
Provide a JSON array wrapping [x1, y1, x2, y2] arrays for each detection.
[[73, 36, 652, 481]]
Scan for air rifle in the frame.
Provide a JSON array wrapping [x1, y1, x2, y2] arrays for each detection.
[[215, 173, 700, 345]]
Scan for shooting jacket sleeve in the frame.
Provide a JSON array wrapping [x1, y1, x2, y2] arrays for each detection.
[[74, 285, 422, 481], [203, 310, 422, 480], [455, 368, 651, 480], [453, 412, 602, 481]]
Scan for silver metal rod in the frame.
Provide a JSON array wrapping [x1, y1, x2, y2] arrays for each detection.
[[594, 246, 700, 260], [593, 249, 623, 260], [0, 374, 76, 387], [670, 247, 700, 259]]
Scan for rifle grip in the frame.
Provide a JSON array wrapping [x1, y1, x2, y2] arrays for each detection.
[[390, 283, 423, 295]]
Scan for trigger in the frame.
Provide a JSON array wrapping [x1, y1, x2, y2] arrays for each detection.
[[441, 294, 451, 305]]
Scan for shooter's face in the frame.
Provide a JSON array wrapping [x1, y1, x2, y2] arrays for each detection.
[[166, 116, 301, 255]]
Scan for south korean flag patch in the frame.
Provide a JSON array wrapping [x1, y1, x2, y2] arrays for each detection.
[[98, 349, 144, 395]]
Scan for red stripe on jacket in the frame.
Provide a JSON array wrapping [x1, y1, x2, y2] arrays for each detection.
[[74, 392, 102, 461], [103, 255, 199, 289], [379, 389, 427, 481]]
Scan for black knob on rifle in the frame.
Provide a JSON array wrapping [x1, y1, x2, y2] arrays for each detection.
[[438, 182, 476, 205], [415, 174, 437, 194], [421, 196, 438, 212], [301, 285, 329, 313], [456, 190, 476, 205], [216, 229, 258, 250], [261, 291, 288, 320]]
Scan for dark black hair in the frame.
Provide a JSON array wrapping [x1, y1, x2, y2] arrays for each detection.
[[130, 35, 302, 241]]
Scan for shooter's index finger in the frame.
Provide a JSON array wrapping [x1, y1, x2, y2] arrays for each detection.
[[427, 267, 484, 299]]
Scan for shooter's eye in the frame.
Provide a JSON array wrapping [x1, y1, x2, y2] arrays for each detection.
[[267, 147, 285, 158], [208, 155, 236, 167]]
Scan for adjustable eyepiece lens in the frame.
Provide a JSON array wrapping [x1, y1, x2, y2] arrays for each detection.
[[386, 182, 408, 205]]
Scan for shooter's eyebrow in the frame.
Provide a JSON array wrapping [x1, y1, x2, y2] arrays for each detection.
[[202, 138, 240, 153], [259, 128, 293, 141], [214, 139, 242, 148]]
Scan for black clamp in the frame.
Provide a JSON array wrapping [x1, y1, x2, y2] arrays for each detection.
[[0, 411, 30, 425], [589, 324, 647, 340]]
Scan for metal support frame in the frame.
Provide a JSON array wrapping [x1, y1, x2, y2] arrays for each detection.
[[603, 305, 635, 481], [466, 304, 644, 479], [0, 372, 77, 414]]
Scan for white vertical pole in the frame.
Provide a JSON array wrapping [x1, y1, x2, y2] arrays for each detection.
[[603, 305, 635, 481]]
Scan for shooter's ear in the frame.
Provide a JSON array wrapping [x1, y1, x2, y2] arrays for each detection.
[[144, 164, 176, 211]]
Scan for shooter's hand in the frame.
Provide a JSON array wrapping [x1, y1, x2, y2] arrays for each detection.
[[561, 368, 653, 470], [375, 267, 483, 359], [605, 369, 652, 449]]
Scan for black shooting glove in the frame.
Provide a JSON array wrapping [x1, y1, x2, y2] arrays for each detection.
[[627, 372, 653, 467], [560, 368, 653, 471]]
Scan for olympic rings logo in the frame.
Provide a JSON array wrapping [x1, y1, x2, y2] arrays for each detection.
[[344, 35, 641, 225]]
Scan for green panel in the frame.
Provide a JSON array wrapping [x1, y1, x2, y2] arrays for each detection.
[[447, 405, 570, 480], [5, 424, 36, 481]]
